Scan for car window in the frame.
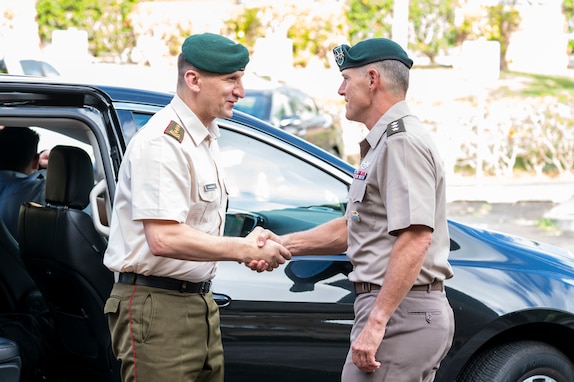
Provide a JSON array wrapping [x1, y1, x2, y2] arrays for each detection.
[[33, 127, 95, 162], [115, 109, 155, 145], [219, 129, 348, 236], [289, 89, 318, 119], [116, 109, 141, 144], [272, 91, 294, 123], [27, 127, 97, 217], [20, 60, 60, 78]]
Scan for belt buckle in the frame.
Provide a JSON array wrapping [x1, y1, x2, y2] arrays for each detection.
[[362, 283, 371, 293], [356, 282, 371, 294], [128, 273, 137, 285], [199, 280, 211, 295]]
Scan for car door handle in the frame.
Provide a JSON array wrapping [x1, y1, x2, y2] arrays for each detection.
[[213, 292, 232, 308], [89, 179, 110, 237]]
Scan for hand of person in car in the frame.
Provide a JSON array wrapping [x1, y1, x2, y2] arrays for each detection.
[[38, 149, 51, 170]]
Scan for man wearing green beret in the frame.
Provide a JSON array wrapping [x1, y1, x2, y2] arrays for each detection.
[[276, 38, 455, 381], [103, 33, 291, 382]]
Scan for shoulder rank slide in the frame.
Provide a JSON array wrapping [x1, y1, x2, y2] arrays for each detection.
[[164, 121, 185, 143], [387, 118, 406, 137]]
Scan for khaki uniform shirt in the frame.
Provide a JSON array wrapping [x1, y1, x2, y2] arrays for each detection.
[[104, 95, 226, 282], [346, 101, 453, 285]]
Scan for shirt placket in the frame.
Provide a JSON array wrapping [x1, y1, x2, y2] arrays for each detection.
[[207, 136, 226, 236]]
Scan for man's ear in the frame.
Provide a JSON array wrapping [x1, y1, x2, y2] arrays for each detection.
[[30, 153, 40, 172], [368, 68, 380, 91], [185, 70, 201, 91]]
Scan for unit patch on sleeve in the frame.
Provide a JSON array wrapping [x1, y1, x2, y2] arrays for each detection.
[[386, 118, 406, 137], [164, 121, 185, 143]]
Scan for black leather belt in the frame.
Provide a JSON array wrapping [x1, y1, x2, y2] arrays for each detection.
[[354, 280, 444, 295], [118, 272, 211, 294]]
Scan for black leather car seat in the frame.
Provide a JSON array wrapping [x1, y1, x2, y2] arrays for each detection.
[[0, 223, 24, 382], [0, 217, 42, 314], [18, 145, 119, 381], [0, 216, 53, 382], [0, 337, 20, 382]]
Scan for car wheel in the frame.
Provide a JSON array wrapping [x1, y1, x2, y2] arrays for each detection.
[[457, 340, 574, 382]]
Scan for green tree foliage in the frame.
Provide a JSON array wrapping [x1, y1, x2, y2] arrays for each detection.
[[224, 3, 347, 68], [287, 7, 347, 67], [224, 7, 264, 50], [346, 0, 456, 64], [563, 0, 574, 53], [36, 0, 137, 61], [346, 0, 393, 44], [409, 0, 457, 64], [484, 4, 521, 71]]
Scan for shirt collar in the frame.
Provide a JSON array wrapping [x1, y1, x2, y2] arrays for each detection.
[[364, 100, 411, 150], [169, 94, 221, 146]]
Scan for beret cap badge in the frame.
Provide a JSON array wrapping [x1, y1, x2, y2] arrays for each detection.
[[334, 46, 346, 67]]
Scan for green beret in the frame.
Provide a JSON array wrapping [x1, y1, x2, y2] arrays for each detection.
[[182, 33, 249, 74], [333, 38, 413, 71]]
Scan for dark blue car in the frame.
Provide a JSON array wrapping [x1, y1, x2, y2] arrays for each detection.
[[0, 77, 573, 382]]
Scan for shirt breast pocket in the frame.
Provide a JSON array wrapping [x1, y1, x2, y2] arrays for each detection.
[[189, 182, 222, 230], [348, 180, 367, 203], [198, 182, 219, 203]]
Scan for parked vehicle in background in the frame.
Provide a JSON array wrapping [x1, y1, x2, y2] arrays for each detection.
[[0, 76, 573, 382], [0, 55, 60, 77], [235, 74, 344, 157]]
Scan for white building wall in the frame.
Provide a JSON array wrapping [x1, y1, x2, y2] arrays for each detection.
[[507, 0, 569, 74]]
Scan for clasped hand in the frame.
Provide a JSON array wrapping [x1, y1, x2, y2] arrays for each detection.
[[244, 227, 290, 272]]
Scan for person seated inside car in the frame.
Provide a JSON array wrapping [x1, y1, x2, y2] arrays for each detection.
[[0, 126, 49, 239]]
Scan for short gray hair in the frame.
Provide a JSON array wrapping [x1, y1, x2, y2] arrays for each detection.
[[177, 53, 193, 89], [370, 60, 410, 97]]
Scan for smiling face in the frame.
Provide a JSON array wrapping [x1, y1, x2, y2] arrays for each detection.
[[184, 69, 246, 126]]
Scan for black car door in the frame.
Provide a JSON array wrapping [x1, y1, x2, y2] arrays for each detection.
[[215, 126, 354, 382]]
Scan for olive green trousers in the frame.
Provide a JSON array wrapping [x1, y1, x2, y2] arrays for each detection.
[[105, 282, 224, 382]]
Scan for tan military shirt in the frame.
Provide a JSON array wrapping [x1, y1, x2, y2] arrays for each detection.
[[104, 95, 226, 282], [346, 101, 453, 285]]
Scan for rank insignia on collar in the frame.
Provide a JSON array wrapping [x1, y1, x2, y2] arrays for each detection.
[[164, 120, 185, 143], [387, 118, 406, 137]]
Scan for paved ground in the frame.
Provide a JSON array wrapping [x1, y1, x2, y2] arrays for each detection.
[[447, 199, 574, 254], [397, 67, 574, 254], [445, 177, 574, 253]]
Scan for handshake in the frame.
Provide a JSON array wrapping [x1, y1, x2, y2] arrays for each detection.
[[242, 227, 291, 272]]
